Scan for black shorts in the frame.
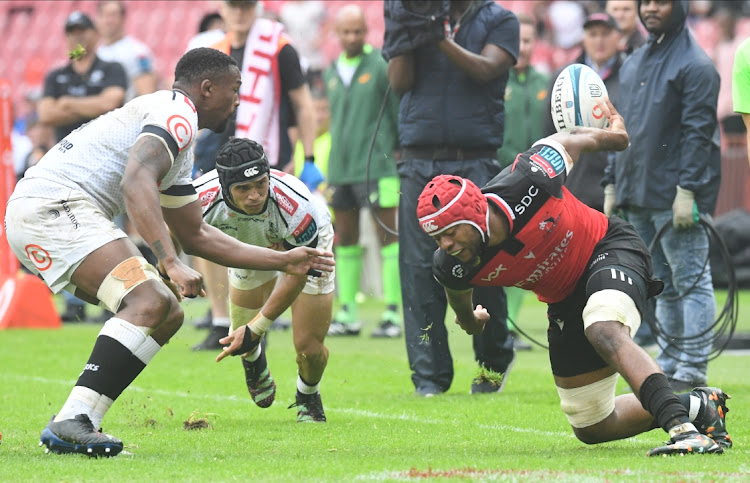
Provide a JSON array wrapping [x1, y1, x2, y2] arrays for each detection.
[[546, 216, 664, 378], [329, 178, 399, 210]]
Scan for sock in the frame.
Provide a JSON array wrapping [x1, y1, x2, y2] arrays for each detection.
[[639, 373, 691, 433], [245, 341, 262, 362], [297, 373, 320, 395], [380, 243, 401, 318], [213, 316, 231, 328], [334, 244, 363, 324], [60, 318, 162, 425], [505, 286, 525, 331], [676, 392, 703, 422]]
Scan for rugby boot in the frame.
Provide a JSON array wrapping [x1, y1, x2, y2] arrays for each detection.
[[242, 341, 276, 408], [691, 387, 733, 449], [289, 391, 327, 422], [40, 414, 123, 457], [647, 430, 722, 457]]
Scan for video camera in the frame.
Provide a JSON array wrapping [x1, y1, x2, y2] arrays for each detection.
[[382, 0, 450, 60]]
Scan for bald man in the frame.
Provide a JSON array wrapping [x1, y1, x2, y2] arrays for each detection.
[[323, 5, 403, 338]]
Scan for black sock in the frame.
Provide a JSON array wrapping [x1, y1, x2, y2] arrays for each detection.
[[76, 335, 147, 400], [639, 373, 690, 432]]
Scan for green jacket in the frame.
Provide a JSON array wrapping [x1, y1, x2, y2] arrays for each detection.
[[324, 46, 399, 185], [496, 66, 549, 168]]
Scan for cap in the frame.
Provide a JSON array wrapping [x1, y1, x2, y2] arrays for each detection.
[[417, 175, 488, 242], [65, 11, 95, 32], [224, 0, 258, 7], [583, 12, 620, 31]]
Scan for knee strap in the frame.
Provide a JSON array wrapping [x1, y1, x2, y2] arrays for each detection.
[[97, 256, 161, 313], [557, 373, 619, 428]]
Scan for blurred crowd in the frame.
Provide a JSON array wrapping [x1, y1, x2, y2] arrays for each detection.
[[4, 0, 749, 331]]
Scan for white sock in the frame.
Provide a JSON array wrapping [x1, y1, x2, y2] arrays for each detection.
[[297, 374, 319, 395], [213, 316, 231, 328], [688, 394, 702, 421], [55, 386, 100, 422], [90, 395, 114, 430], [245, 341, 262, 362]]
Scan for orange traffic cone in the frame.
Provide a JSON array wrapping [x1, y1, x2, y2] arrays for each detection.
[[0, 272, 61, 329]]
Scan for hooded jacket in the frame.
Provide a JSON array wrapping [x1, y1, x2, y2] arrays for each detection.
[[603, 0, 720, 213]]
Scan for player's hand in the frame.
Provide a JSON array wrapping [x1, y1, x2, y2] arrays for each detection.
[[164, 260, 206, 299], [455, 304, 489, 335], [282, 247, 335, 277], [596, 97, 629, 151], [216, 325, 260, 362]]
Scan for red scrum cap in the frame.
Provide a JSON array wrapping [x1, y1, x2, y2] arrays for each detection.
[[417, 175, 488, 242]]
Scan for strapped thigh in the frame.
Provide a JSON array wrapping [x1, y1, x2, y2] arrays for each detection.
[[97, 256, 161, 313], [556, 373, 619, 428]]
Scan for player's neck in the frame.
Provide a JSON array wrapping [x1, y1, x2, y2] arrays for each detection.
[[486, 203, 509, 247]]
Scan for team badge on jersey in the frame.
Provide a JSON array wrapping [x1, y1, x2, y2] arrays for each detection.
[[166, 114, 194, 151]]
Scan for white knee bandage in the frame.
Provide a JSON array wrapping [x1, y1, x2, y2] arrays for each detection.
[[229, 301, 260, 331], [556, 373, 619, 428], [582, 289, 641, 337], [97, 256, 161, 313]]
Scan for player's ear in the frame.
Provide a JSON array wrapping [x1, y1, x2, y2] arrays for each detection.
[[200, 79, 213, 98]]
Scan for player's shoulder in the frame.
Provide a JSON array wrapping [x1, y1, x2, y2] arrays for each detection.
[[432, 249, 475, 291], [194, 171, 223, 212]]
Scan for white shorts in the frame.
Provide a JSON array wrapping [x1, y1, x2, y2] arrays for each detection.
[[5, 193, 127, 294], [228, 222, 335, 296]]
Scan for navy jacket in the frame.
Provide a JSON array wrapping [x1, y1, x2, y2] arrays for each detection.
[[603, 0, 720, 213], [398, 0, 519, 149]]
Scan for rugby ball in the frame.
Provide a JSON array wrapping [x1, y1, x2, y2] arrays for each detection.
[[550, 63, 609, 132]]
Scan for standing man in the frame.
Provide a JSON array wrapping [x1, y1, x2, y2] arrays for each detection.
[[603, 0, 721, 392], [193, 0, 323, 350], [38, 10, 128, 322], [324, 5, 402, 338], [546, 12, 624, 213], [386, 0, 518, 396], [606, 0, 646, 55], [416, 99, 731, 456], [6, 48, 334, 456], [497, 12, 549, 350], [96, 0, 158, 101]]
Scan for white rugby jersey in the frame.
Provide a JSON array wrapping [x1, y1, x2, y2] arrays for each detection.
[[12, 90, 198, 219], [98, 35, 156, 102], [195, 169, 331, 250]]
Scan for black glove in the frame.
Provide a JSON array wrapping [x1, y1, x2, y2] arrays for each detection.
[[229, 326, 261, 357]]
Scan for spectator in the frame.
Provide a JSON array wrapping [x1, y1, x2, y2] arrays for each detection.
[[323, 5, 402, 338], [279, 0, 327, 72], [732, 36, 750, 158], [497, 12, 549, 351], [96, 0, 158, 101], [606, 0, 647, 55], [38, 10, 127, 323], [602, 0, 721, 393], [546, 12, 624, 213], [186, 11, 226, 52], [386, 0, 518, 396], [711, 7, 745, 136], [193, 0, 321, 350]]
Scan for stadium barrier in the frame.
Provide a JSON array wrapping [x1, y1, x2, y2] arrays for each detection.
[[0, 78, 60, 329]]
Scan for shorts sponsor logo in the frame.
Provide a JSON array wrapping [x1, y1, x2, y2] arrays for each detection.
[[273, 187, 298, 215], [199, 187, 219, 207], [293, 214, 317, 244], [25, 244, 52, 271], [422, 220, 438, 232], [588, 252, 608, 269], [47, 210, 60, 219], [61, 201, 80, 229], [166, 114, 193, 150]]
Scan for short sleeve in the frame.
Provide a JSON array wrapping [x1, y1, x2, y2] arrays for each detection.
[[432, 249, 474, 291], [486, 8, 520, 63], [42, 69, 60, 99], [102, 61, 129, 91], [733, 38, 750, 114]]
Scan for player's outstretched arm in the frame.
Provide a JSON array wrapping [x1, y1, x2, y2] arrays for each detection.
[[163, 201, 334, 276], [544, 98, 629, 167], [446, 287, 488, 335], [122, 136, 205, 298]]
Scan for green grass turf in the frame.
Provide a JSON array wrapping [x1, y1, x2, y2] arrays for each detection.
[[0, 291, 748, 482]]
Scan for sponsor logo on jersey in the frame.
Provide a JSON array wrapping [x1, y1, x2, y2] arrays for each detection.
[[481, 263, 507, 282], [24, 244, 52, 271], [421, 220, 438, 232], [273, 187, 298, 215], [57, 139, 73, 154], [521, 230, 574, 286], [166, 114, 194, 151], [514, 185, 539, 215], [451, 264, 465, 278], [530, 146, 565, 178], [199, 187, 219, 207], [293, 214, 317, 244]]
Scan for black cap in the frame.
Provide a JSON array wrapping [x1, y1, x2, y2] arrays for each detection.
[[583, 12, 620, 31], [64, 11, 95, 32]]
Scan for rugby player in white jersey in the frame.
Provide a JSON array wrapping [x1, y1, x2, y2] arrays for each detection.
[[5, 47, 334, 457], [196, 138, 333, 422]]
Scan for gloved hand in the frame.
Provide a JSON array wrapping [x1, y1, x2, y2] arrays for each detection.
[[603, 184, 616, 217], [672, 186, 699, 229], [299, 156, 324, 192]]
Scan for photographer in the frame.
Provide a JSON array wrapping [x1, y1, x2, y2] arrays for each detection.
[[385, 0, 519, 396]]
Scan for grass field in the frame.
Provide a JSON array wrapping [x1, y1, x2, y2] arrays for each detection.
[[0, 291, 748, 482]]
